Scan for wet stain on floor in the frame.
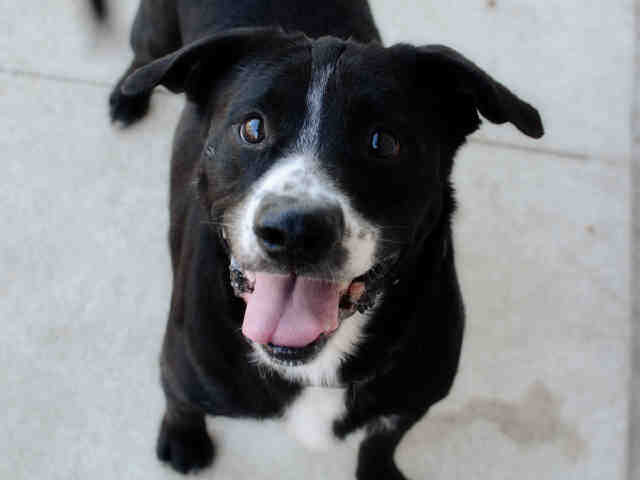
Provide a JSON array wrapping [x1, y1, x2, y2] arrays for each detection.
[[425, 380, 588, 462]]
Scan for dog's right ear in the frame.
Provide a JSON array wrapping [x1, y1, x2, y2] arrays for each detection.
[[415, 45, 544, 139], [122, 27, 305, 98]]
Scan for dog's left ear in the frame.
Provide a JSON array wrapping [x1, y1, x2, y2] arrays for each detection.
[[417, 45, 544, 139], [121, 27, 305, 99]]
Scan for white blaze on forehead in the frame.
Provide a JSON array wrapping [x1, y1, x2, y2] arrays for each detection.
[[297, 63, 335, 153]]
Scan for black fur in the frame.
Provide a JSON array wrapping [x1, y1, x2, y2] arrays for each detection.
[[108, 1, 543, 478]]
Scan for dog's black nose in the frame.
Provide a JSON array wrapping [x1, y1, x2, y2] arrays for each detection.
[[254, 196, 344, 264]]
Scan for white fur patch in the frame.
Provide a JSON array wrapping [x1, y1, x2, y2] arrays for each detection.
[[283, 386, 346, 451]]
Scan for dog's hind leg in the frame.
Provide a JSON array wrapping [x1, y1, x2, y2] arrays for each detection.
[[156, 392, 215, 474], [109, 0, 181, 126]]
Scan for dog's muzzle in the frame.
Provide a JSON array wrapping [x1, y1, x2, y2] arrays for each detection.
[[221, 194, 397, 363]]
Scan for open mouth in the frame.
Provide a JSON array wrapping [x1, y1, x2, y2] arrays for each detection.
[[229, 257, 389, 363]]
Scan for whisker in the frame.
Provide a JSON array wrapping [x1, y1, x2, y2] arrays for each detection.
[[375, 238, 408, 245], [376, 224, 412, 231]]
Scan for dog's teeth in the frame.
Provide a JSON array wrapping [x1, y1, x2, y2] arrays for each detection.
[[348, 281, 366, 302]]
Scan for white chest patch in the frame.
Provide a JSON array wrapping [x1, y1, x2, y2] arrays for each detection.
[[283, 386, 347, 451]]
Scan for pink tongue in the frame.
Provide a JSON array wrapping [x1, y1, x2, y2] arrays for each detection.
[[241, 272, 341, 347]]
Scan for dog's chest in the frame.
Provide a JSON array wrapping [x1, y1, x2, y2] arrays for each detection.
[[282, 386, 347, 451]]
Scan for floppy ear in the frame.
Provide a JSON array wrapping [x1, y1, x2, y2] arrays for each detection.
[[418, 45, 544, 139], [122, 27, 304, 98]]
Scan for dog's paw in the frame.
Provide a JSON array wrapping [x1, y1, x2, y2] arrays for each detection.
[[156, 416, 215, 474], [109, 85, 151, 127]]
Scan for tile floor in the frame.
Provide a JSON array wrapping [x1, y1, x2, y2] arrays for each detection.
[[0, 1, 635, 479]]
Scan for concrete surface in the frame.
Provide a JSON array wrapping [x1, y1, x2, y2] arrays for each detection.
[[0, 1, 634, 479], [629, 2, 639, 479]]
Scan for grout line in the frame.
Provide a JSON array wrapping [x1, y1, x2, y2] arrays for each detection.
[[469, 137, 590, 161], [628, 1, 640, 479], [0, 66, 171, 96], [0, 65, 113, 88]]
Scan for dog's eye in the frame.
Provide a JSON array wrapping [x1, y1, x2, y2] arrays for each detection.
[[240, 116, 265, 144], [370, 131, 399, 158]]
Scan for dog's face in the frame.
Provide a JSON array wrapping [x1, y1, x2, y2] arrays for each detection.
[[123, 28, 542, 381]]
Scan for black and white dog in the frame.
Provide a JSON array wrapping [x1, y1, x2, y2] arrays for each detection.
[[108, 0, 543, 477]]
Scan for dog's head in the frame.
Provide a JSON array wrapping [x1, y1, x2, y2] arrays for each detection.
[[123, 27, 542, 378]]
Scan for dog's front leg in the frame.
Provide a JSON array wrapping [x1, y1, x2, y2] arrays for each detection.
[[156, 394, 214, 474], [356, 417, 416, 480]]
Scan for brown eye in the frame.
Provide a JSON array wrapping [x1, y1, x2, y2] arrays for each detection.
[[240, 116, 265, 144], [370, 130, 399, 158]]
